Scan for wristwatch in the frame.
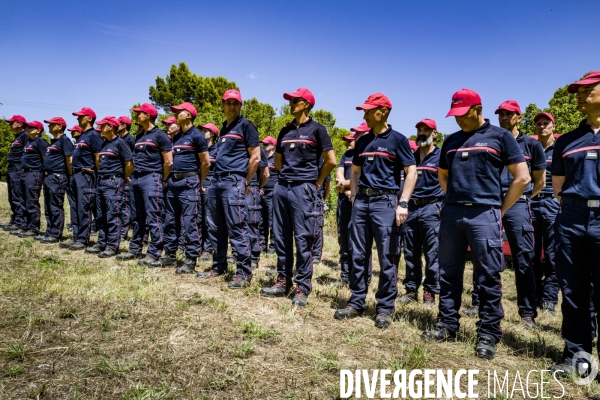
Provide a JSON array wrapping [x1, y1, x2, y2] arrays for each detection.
[[399, 201, 408, 208]]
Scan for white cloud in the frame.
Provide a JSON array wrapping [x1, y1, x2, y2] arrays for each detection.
[[248, 72, 258, 79]]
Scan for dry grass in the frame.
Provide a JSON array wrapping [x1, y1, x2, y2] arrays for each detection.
[[0, 184, 598, 399]]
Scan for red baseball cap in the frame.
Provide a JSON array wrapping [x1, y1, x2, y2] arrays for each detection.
[[260, 136, 277, 146], [356, 93, 392, 110], [162, 116, 176, 125], [495, 100, 521, 115], [350, 121, 370, 133], [72, 107, 97, 119], [132, 103, 158, 118], [26, 121, 44, 131], [68, 125, 82, 133], [343, 134, 356, 141], [415, 118, 437, 130], [222, 89, 242, 103], [43, 117, 67, 127], [5, 115, 27, 125], [96, 116, 120, 127], [118, 116, 131, 126], [283, 87, 316, 106], [170, 102, 198, 118], [534, 112, 555, 123], [198, 123, 219, 136], [567, 71, 600, 93], [446, 89, 482, 117]]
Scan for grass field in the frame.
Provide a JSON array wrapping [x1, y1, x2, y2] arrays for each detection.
[[0, 184, 598, 399]]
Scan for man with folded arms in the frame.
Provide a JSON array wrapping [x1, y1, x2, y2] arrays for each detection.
[[85, 117, 133, 258], [13, 121, 48, 237], [117, 103, 173, 264], [334, 93, 416, 327], [198, 89, 259, 288], [2, 115, 28, 232], [151, 102, 209, 272], [38, 117, 73, 243], [420, 89, 529, 359], [397, 118, 444, 305], [60, 107, 103, 250], [197, 122, 219, 259]]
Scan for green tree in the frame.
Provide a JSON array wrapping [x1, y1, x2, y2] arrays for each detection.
[[241, 98, 276, 139], [518, 103, 542, 135], [0, 121, 14, 181]]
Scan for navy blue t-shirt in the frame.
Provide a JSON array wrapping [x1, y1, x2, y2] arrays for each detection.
[[214, 116, 259, 175], [534, 141, 556, 197], [250, 146, 269, 186], [43, 135, 74, 173], [72, 128, 104, 170], [552, 120, 600, 200], [7, 130, 29, 164], [98, 136, 133, 175], [412, 146, 445, 200], [500, 131, 546, 197], [440, 120, 525, 206], [276, 118, 334, 181], [121, 132, 136, 152], [21, 136, 49, 170], [202, 144, 218, 187], [353, 126, 416, 191], [172, 126, 208, 173], [263, 152, 280, 190], [133, 126, 173, 173], [338, 149, 354, 180]]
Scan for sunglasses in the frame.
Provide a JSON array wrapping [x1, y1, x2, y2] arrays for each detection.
[[289, 98, 306, 104]]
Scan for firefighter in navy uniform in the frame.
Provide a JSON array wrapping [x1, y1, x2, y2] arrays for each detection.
[[152, 102, 209, 273], [38, 117, 73, 243], [197, 122, 219, 260], [334, 93, 417, 328], [2, 115, 28, 232], [420, 89, 529, 360], [261, 87, 336, 307], [530, 112, 560, 313], [550, 71, 600, 376], [85, 117, 133, 258], [117, 116, 135, 240], [14, 121, 49, 237], [197, 89, 260, 289], [259, 136, 279, 255], [397, 119, 444, 305]]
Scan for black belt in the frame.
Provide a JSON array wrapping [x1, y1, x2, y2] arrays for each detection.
[[278, 179, 315, 187], [133, 170, 156, 176], [73, 169, 95, 175], [359, 188, 398, 196], [172, 171, 198, 180], [44, 171, 66, 176], [534, 193, 554, 199], [21, 168, 40, 172], [561, 198, 600, 209], [98, 174, 122, 179], [214, 172, 245, 178], [410, 197, 443, 206]]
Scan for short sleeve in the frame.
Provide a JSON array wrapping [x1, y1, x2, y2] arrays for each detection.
[[338, 153, 346, 168], [353, 136, 367, 167], [120, 140, 133, 161], [62, 136, 74, 156], [90, 132, 104, 153], [531, 140, 547, 171], [244, 121, 260, 148], [194, 132, 208, 153], [439, 136, 450, 170], [551, 136, 566, 176], [316, 125, 334, 152], [259, 147, 268, 168], [157, 130, 173, 152], [396, 135, 416, 168], [501, 132, 526, 165], [275, 127, 287, 155], [38, 138, 50, 154]]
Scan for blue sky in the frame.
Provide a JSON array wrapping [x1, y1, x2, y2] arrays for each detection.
[[1, 0, 598, 136]]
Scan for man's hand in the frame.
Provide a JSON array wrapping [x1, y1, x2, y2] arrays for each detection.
[[125, 177, 131, 185], [201, 186, 206, 194], [245, 185, 252, 195], [395, 205, 408, 226], [344, 189, 352, 199], [162, 181, 167, 188], [260, 188, 265, 196]]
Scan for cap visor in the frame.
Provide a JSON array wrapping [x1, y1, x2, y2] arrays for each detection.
[[446, 106, 471, 117], [283, 92, 300, 100], [355, 103, 378, 110], [568, 78, 600, 93], [72, 111, 86, 116]]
